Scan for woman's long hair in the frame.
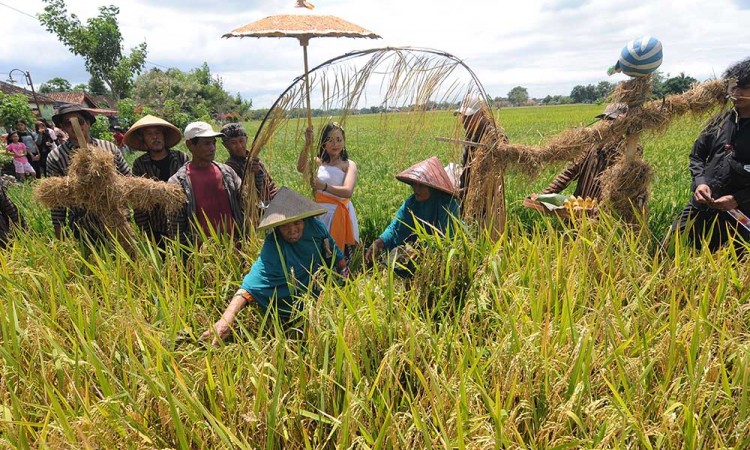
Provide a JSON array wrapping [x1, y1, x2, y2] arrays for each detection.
[[317, 122, 348, 163]]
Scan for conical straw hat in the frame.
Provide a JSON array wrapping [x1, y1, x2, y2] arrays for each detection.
[[258, 187, 327, 230], [124, 115, 182, 151], [395, 156, 456, 196]]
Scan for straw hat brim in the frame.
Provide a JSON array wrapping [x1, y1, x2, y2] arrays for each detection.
[[258, 186, 327, 230], [124, 115, 182, 151]]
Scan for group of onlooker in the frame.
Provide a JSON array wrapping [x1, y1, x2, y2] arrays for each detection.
[[3, 118, 67, 181]]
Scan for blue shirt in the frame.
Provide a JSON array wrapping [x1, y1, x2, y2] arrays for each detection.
[[241, 217, 344, 320], [379, 190, 460, 250]]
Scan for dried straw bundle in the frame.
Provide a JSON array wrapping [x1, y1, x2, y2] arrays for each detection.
[[462, 126, 507, 237], [499, 122, 622, 176], [35, 144, 186, 251], [599, 157, 652, 224], [497, 78, 726, 177]]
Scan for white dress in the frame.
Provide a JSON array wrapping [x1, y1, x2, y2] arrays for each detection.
[[316, 165, 360, 243]]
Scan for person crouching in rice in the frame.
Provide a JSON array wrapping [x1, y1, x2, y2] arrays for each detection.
[[365, 156, 460, 277], [201, 187, 349, 345]]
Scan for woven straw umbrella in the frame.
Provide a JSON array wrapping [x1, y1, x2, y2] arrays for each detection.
[[223, 14, 381, 189]]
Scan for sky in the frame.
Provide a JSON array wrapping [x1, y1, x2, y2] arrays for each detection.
[[1, 0, 749, 108]]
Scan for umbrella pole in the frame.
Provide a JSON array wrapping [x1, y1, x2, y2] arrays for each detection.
[[301, 38, 316, 195]]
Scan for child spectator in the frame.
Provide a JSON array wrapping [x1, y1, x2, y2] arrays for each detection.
[[5, 131, 36, 182]]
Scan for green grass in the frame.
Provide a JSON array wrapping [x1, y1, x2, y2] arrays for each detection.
[[2, 104, 749, 449]]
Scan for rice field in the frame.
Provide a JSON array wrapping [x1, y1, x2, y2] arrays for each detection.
[[1, 104, 749, 449]]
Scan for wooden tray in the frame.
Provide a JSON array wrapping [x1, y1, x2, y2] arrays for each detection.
[[523, 197, 597, 219]]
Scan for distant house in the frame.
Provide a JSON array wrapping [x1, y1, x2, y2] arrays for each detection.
[[0, 80, 57, 120], [45, 91, 119, 119], [92, 94, 118, 110]]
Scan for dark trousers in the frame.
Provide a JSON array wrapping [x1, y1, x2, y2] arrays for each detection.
[[669, 203, 750, 252]]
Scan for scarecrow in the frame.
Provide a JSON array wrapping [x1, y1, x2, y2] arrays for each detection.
[[492, 36, 729, 224], [35, 118, 186, 254]]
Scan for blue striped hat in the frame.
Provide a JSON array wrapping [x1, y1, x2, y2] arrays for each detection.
[[610, 36, 663, 77]]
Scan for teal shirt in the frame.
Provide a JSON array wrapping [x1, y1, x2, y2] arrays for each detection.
[[379, 190, 460, 250], [241, 217, 344, 320]]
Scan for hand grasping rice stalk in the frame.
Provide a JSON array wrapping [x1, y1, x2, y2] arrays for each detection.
[[34, 117, 186, 254]]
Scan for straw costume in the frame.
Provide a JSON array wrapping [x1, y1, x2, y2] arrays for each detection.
[[455, 97, 498, 203], [202, 187, 348, 344], [539, 103, 645, 208], [367, 157, 460, 277], [126, 115, 189, 246]]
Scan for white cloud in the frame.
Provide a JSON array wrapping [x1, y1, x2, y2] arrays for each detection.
[[1, 0, 749, 106]]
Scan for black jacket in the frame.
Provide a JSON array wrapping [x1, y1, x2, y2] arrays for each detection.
[[689, 109, 750, 212]]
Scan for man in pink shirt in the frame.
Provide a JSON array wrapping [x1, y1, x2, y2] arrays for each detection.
[[167, 121, 244, 245]]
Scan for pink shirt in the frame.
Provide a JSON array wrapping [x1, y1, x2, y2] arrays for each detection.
[[6, 142, 28, 162]]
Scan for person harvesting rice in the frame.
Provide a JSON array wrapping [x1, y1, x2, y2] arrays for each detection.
[[365, 156, 460, 277], [297, 122, 359, 256], [667, 57, 750, 252], [201, 187, 348, 345]]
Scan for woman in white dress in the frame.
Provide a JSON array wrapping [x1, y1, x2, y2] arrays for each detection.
[[297, 122, 359, 254]]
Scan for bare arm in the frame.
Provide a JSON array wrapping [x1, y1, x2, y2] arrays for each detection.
[[200, 289, 253, 346]]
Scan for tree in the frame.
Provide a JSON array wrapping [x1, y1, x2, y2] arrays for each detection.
[[39, 77, 72, 93], [650, 71, 667, 98], [38, 0, 147, 99], [116, 98, 137, 128], [595, 81, 615, 101], [88, 76, 108, 96], [661, 72, 698, 96], [0, 93, 35, 130], [570, 84, 597, 103], [507, 86, 529, 107], [132, 64, 252, 128]]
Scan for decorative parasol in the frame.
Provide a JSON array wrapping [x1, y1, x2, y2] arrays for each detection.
[[223, 14, 381, 189]]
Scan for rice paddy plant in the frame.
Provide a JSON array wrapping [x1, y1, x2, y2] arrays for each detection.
[[2, 105, 748, 448]]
